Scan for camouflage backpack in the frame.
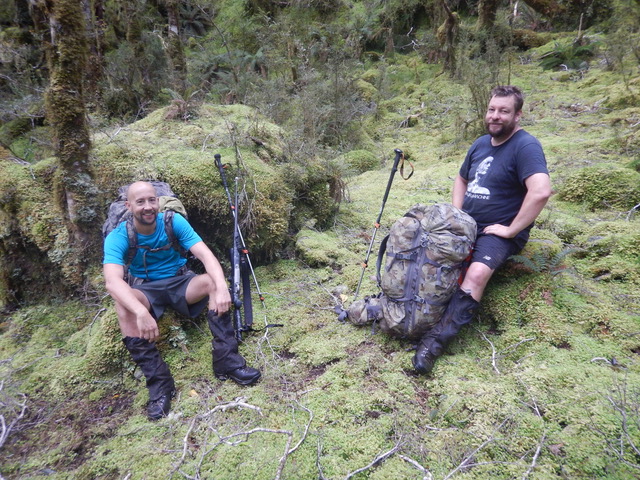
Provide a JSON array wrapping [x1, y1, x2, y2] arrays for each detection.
[[102, 181, 190, 273], [347, 203, 477, 340]]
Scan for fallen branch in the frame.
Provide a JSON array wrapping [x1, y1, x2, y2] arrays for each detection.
[[522, 431, 547, 480], [344, 441, 402, 479], [443, 418, 510, 480], [399, 454, 434, 480]]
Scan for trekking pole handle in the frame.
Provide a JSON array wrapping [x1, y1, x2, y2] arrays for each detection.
[[377, 149, 403, 223]]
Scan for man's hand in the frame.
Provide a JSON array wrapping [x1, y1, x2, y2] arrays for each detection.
[[212, 287, 232, 314], [483, 224, 515, 238], [136, 311, 160, 341]]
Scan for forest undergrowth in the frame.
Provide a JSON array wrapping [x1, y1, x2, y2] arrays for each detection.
[[1, 34, 640, 480]]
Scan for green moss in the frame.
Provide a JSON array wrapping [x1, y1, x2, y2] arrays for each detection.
[[558, 164, 640, 211], [336, 149, 380, 174]]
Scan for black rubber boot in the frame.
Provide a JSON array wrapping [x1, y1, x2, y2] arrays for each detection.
[[123, 337, 176, 420], [207, 310, 261, 386], [412, 287, 480, 374]]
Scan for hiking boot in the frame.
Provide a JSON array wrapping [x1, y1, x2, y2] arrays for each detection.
[[147, 390, 174, 420], [412, 287, 479, 375], [215, 366, 261, 386], [123, 337, 176, 420], [207, 310, 261, 385], [412, 343, 441, 375]]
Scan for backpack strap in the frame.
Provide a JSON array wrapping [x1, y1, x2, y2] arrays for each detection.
[[162, 210, 188, 258], [125, 220, 138, 268], [375, 235, 389, 287], [124, 212, 188, 281]]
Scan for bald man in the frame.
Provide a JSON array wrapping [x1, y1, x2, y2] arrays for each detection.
[[104, 181, 260, 420]]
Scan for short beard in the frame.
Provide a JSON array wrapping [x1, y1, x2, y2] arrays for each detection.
[[486, 122, 516, 139]]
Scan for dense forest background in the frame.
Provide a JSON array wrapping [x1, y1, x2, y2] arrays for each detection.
[[1, 0, 639, 479]]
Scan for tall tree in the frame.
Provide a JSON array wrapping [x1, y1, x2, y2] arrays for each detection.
[[41, 0, 97, 280], [477, 0, 500, 31], [81, 0, 106, 97], [165, 0, 187, 93]]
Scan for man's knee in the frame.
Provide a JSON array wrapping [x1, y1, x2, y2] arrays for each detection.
[[186, 274, 214, 303], [461, 262, 494, 299]]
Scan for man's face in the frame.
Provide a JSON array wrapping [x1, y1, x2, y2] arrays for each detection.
[[485, 95, 521, 141], [126, 183, 158, 228]]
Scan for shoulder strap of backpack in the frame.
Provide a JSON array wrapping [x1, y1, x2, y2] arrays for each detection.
[[125, 219, 138, 266], [375, 234, 389, 287], [163, 210, 188, 258]]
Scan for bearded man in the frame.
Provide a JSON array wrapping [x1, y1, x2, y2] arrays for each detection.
[[413, 85, 552, 374], [104, 181, 261, 420]]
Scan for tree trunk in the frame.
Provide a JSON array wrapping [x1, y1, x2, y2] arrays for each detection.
[[165, 0, 187, 93], [42, 0, 97, 281], [477, 0, 501, 31], [81, 0, 105, 98]]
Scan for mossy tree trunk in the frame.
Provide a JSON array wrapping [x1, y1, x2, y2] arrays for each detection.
[[165, 0, 187, 93], [477, 0, 500, 31], [42, 0, 98, 282], [81, 0, 105, 98], [438, 0, 459, 76]]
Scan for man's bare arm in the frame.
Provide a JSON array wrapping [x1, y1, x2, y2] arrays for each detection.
[[189, 241, 232, 313], [452, 174, 468, 209], [483, 172, 551, 238], [103, 263, 159, 340]]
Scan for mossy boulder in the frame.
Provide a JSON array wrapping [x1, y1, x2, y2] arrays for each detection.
[[295, 227, 353, 268], [0, 103, 343, 306], [557, 164, 640, 211], [336, 149, 380, 174]]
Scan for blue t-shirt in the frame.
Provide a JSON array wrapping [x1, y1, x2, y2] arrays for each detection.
[[103, 212, 202, 281], [459, 129, 548, 242]]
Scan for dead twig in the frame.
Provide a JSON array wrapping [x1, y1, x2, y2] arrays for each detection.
[[172, 397, 313, 480], [344, 441, 402, 479], [478, 329, 500, 374], [399, 454, 434, 480], [442, 418, 510, 480], [522, 431, 547, 480]]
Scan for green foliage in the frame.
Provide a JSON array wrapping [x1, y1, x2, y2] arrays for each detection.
[[509, 247, 577, 275], [337, 149, 380, 174], [101, 33, 170, 119], [557, 164, 640, 211], [3, 4, 640, 479], [538, 39, 599, 71]]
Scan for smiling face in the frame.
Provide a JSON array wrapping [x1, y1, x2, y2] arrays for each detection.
[[125, 182, 158, 233], [485, 94, 522, 144]]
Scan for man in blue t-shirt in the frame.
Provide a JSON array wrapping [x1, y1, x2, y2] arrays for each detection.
[[104, 181, 261, 420], [413, 85, 552, 374]]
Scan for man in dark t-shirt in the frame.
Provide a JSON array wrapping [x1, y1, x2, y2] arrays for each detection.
[[413, 86, 551, 374]]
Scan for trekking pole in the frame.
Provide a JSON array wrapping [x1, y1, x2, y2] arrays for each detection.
[[354, 148, 411, 300], [214, 154, 267, 338], [231, 177, 244, 340]]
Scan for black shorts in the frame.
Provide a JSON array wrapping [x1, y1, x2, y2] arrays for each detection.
[[133, 273, 209, 320], [470, 233, 526, 270]]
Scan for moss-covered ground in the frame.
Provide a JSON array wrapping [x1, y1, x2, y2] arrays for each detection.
[[2, 40, 640, 480]]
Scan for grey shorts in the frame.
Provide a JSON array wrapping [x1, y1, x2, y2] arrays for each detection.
[[470, 232, 526, 270], [133, 273, 209, 320]]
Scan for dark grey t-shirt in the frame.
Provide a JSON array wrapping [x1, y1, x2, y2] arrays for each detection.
[[459, 129, 548, 243]]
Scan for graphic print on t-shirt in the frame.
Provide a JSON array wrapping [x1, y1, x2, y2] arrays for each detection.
[[466, 155, 493, 198]]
